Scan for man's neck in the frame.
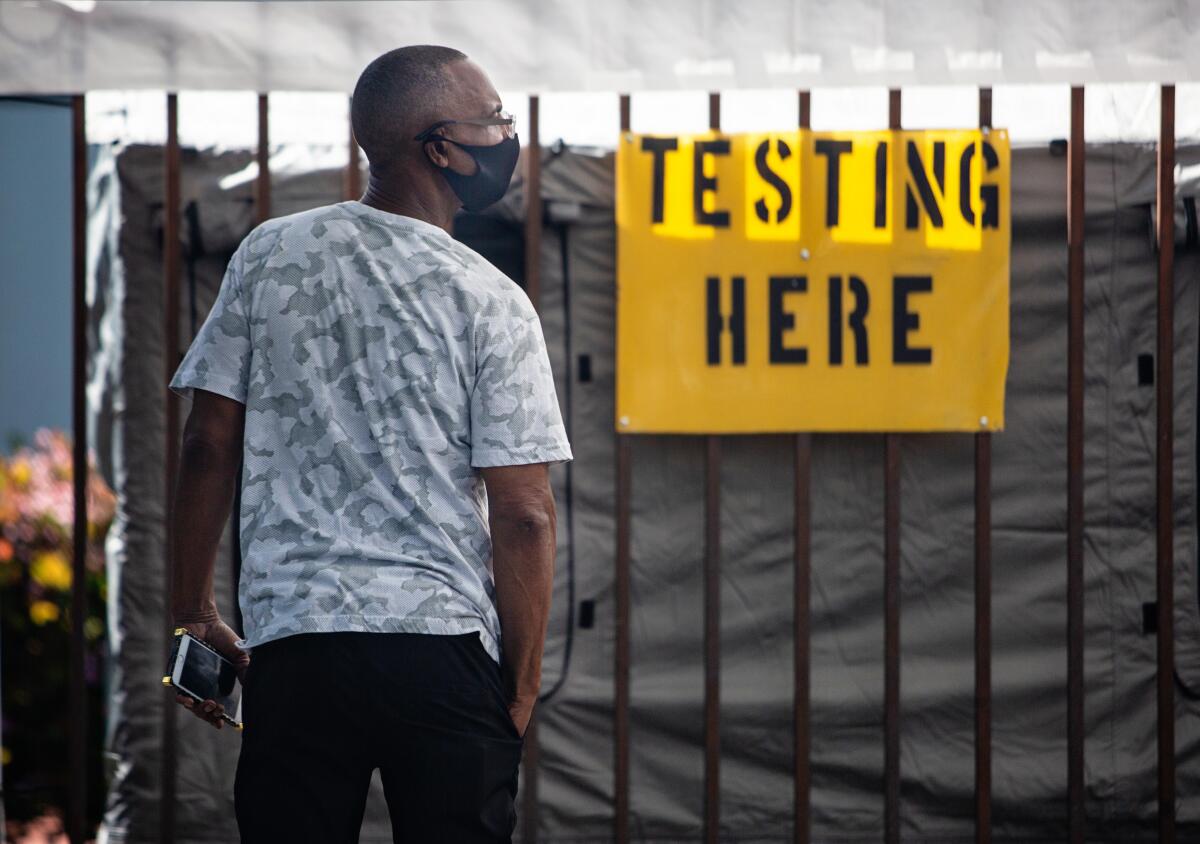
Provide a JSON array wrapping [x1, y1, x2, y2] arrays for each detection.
[[359, 170, 457, 234]]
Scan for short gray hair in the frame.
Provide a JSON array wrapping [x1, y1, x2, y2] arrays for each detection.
[[351, 45, 468, 172]]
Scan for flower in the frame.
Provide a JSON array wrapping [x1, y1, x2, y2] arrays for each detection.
[[29, 600, 60, 626], [9, 459, 31, 489], [0, 538, 12, 562], [31, 550, 72, 591]]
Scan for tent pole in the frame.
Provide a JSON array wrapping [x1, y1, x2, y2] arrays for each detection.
[[884, 88, 902, 844], [1155, 82, 1177, 844], [1066, 85, 1086, 844], [793, 88, 813, 844], [520, 91, 543, 844], [702, 90, 722, 844], [68, 91, 89, 844], [614, 93, 632, 844], [257, 94, 271, 222], [159, 90, 182, 844], [974, 86, 994, 844]]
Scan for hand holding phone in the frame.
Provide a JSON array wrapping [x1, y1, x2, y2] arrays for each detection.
[[163, 621, 249, 730]]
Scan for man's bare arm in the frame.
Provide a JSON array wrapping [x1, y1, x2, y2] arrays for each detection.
[[480, 462, 557, 734], [169, 389, 249, 729], [171, 388, 245, 623]]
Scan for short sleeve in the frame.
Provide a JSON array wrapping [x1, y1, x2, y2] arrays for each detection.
[[169, 247, 251, 404], [469, 290, 574, 469]]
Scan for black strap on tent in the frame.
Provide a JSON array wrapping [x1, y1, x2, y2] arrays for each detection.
[[538, 217, 577, 705]]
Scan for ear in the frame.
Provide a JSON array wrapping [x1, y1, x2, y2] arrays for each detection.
[[424, 138, 451, 169]]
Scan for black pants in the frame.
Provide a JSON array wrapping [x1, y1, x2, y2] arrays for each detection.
[[234, 630, 524, 843]]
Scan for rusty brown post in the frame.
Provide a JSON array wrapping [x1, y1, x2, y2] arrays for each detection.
[[520, 92, 543, 844], [68, 92, 89, 844], [346, 96, 362, 202], [888, 90, 901, 133], [793, 88, 813, 844], [614, 93, 632, 844], [797, 90, 811, 136], [159, 91, 182, 844], [525, 94, 544, 314], [974, 87, 994, 844], [883, 89, 902, 844], [704, 433, 721, 844], [1155, 82, 1177, 844], [977, 88, 993, 135], [703, 91, 722, 844], [1066, 85, 1085, 844], [257, 94, 271, 223]]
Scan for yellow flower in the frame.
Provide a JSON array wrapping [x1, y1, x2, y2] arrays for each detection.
[[31, 551, 72, 591], [30, 600, 60, 625], [1, 747, 10, 765], [9, 460, 31, 488]]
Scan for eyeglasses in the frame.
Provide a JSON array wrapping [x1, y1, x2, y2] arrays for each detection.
[[413, 110, 516, 143]]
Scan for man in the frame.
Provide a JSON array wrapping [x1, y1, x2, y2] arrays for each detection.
[[167, 45, 572, 843]]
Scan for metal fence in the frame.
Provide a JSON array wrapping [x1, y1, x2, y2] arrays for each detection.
[[61, 82, 1180, 844]]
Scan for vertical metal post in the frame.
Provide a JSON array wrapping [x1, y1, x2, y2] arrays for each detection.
[[520, 92, 543, 844], [884, 88, 902, 844], [703, 433, 721, 844], [977, 88, 993, 136], [793, 88, 812, 844], [345, 96, 362, 202], [159, 91, 181, 844], [703, 91, 722, 844], [232, 93, 271, 642], [1066, 85, 1086, 844], [525, 94, 543, 312], [256, 94, 270, 223], [614, 93, 632, 844], [68, 92, 88, 844], [797, 90, 811, 136], [975, 88, 994, 844], [1155, 82, 1177, 844]]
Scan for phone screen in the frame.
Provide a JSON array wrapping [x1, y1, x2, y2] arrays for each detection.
[[178, 636, 241, 716]]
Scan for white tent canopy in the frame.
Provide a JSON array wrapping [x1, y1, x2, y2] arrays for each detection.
[[1, 0, 1198, 95]]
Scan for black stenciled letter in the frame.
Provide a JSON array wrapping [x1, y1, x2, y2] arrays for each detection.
[[706, 276, 745, 365], [694, 140, 731, 228], [641, 136, 679, 224], [892, 275, 933, 364], [959, 140, 1002, 229], [905, 140, 945, 229], [754, 139, 793, 223], [815, 138, 852, 227], [874, 141, 888, 228], [828, 275, 870, 365], [769, 276, 808, 364]]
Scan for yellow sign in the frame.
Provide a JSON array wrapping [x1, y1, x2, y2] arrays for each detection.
[[616, 129, 1011, 433]]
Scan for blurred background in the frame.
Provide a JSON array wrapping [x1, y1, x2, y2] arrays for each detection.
[[2, 2, 1200, 842]]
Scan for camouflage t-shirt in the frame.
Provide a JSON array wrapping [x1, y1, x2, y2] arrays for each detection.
[[169, 200, 573, 665]]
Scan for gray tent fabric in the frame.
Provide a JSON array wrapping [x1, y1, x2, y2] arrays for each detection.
[[88, 138, 1200, 842]]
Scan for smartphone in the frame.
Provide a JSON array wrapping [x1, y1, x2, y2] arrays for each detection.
[[162, 627, 244, 730]]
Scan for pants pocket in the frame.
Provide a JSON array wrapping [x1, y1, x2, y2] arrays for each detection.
[[451, 634, 522, 742]]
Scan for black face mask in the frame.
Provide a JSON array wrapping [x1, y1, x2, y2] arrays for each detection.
[[432, 134, 520, 212]]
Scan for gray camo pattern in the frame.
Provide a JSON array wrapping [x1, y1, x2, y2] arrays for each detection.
[[169, 200, 573, 664]]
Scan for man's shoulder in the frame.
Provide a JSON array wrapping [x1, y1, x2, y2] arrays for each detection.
[[396, 226, 530, 314], [230, 203, 354, 274], [232, 203, 531, 313], [240, 202, 357, 250], [450, 245, 524, 299]]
